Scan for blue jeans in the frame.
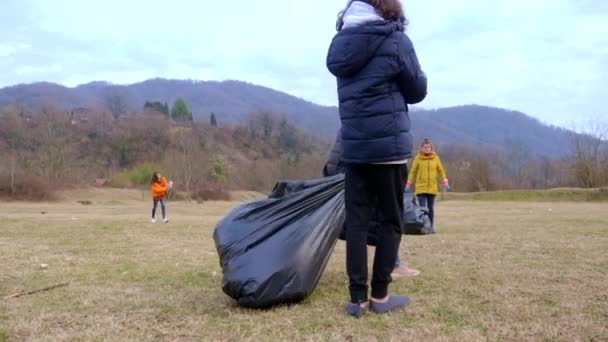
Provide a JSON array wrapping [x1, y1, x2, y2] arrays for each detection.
[[417, 194, 436, 226], [152, 199, 166, 219]]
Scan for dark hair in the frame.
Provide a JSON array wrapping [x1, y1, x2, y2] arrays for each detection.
[[150, 172, 160, 184], [336, 0, 408, 31]]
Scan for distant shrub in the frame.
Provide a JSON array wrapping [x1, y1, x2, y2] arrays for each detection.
[[0, 175, 57, 201], [191, 185, 230, 202], [166, 187, 189, 201], [111, 163, 160, 188], [210, 159, 228, 184]]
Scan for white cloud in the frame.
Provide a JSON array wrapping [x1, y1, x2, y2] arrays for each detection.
[[0, 0, 607, 126], [15, 64, 61, 75]]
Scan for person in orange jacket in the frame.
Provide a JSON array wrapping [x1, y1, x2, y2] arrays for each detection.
[[150, 171, 172, 223]]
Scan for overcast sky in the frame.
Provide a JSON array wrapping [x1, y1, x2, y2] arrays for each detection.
[[1, 0, 607, 128]]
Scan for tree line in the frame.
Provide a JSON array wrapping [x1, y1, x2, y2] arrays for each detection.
[[0, 102, 328, 199], [0, 101, 606, 200]]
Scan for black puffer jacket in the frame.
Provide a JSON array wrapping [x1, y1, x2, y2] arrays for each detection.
[[326, 20, 427, 164]]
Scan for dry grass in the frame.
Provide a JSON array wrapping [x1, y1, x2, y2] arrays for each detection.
[[444, 187, 608, 202], [1, 188, 607, 341]]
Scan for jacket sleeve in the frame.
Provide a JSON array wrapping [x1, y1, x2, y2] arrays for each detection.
[[436, 156, 447, 180], [323, 130, 344, 177], [407, 156, 419, 183], [396, 34, 427, 104]]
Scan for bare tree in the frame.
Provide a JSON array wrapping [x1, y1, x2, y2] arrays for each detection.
[[172, 124, 198, 193], [440, 144, 497, 192], [571, 120, 608, 188], [104, 87, 129, 120], [248, 111, 279, 140], [0, 110, 28, 194], [35, 106, 77, 184], [468, 154, 493, 192], [504, 138, 532, 188]]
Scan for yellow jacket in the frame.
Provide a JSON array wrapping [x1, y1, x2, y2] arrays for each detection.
[[407, 152, 447, 195]]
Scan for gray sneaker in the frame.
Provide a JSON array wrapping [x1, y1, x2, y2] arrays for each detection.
[[369, 295, 410, 314]]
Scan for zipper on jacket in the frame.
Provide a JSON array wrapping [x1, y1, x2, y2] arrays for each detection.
[[428, 159, 431, 192]]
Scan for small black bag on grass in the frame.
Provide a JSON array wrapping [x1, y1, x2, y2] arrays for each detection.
[[402, 193, 434, 235], [337, 192, 434, 242], [213, 174, 345, 308]]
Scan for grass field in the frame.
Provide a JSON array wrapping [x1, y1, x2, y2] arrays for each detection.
[[1, 188, 607, 341], [443, 187, 608, 202]]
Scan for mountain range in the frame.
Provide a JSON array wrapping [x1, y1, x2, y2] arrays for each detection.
[[0, 78, 576, 158]]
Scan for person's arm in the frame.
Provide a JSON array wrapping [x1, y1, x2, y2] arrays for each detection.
[[323, 130, 343, 177], [396, 34, 427, 104], [161, 177, 171, 195], [436, 157, 447, 180]]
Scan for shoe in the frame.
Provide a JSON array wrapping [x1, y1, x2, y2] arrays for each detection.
[[163, 218, 169, 223], [369, 295, 410, 314], [151, 218, 156, 223], [345, 302, 367, 318], [391, 265, 421, 278]]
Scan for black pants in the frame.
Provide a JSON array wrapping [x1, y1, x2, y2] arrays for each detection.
[[417, 194, 435, 226], [152, 198, 166, 219], [345, 163, 407, 303]]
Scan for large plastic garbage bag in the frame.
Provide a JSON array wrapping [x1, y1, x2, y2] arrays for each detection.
[[213, 174, 345, 308]]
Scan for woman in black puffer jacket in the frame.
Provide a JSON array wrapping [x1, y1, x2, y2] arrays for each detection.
[[326, 0, 427, 317]]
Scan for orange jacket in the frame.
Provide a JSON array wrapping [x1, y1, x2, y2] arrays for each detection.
[[151, 177, 168, 199]]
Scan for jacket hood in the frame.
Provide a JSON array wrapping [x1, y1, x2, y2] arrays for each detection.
[[327, 20, 402, 78]]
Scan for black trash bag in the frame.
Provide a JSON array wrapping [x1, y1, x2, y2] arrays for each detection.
[[213, 174, 345, 308], [402, 193, 435, 235], [268, 176, 338, 198]]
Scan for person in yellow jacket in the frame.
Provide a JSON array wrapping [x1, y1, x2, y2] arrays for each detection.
[[405, 138, 450, 227], [150, 171, 173, 223]]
